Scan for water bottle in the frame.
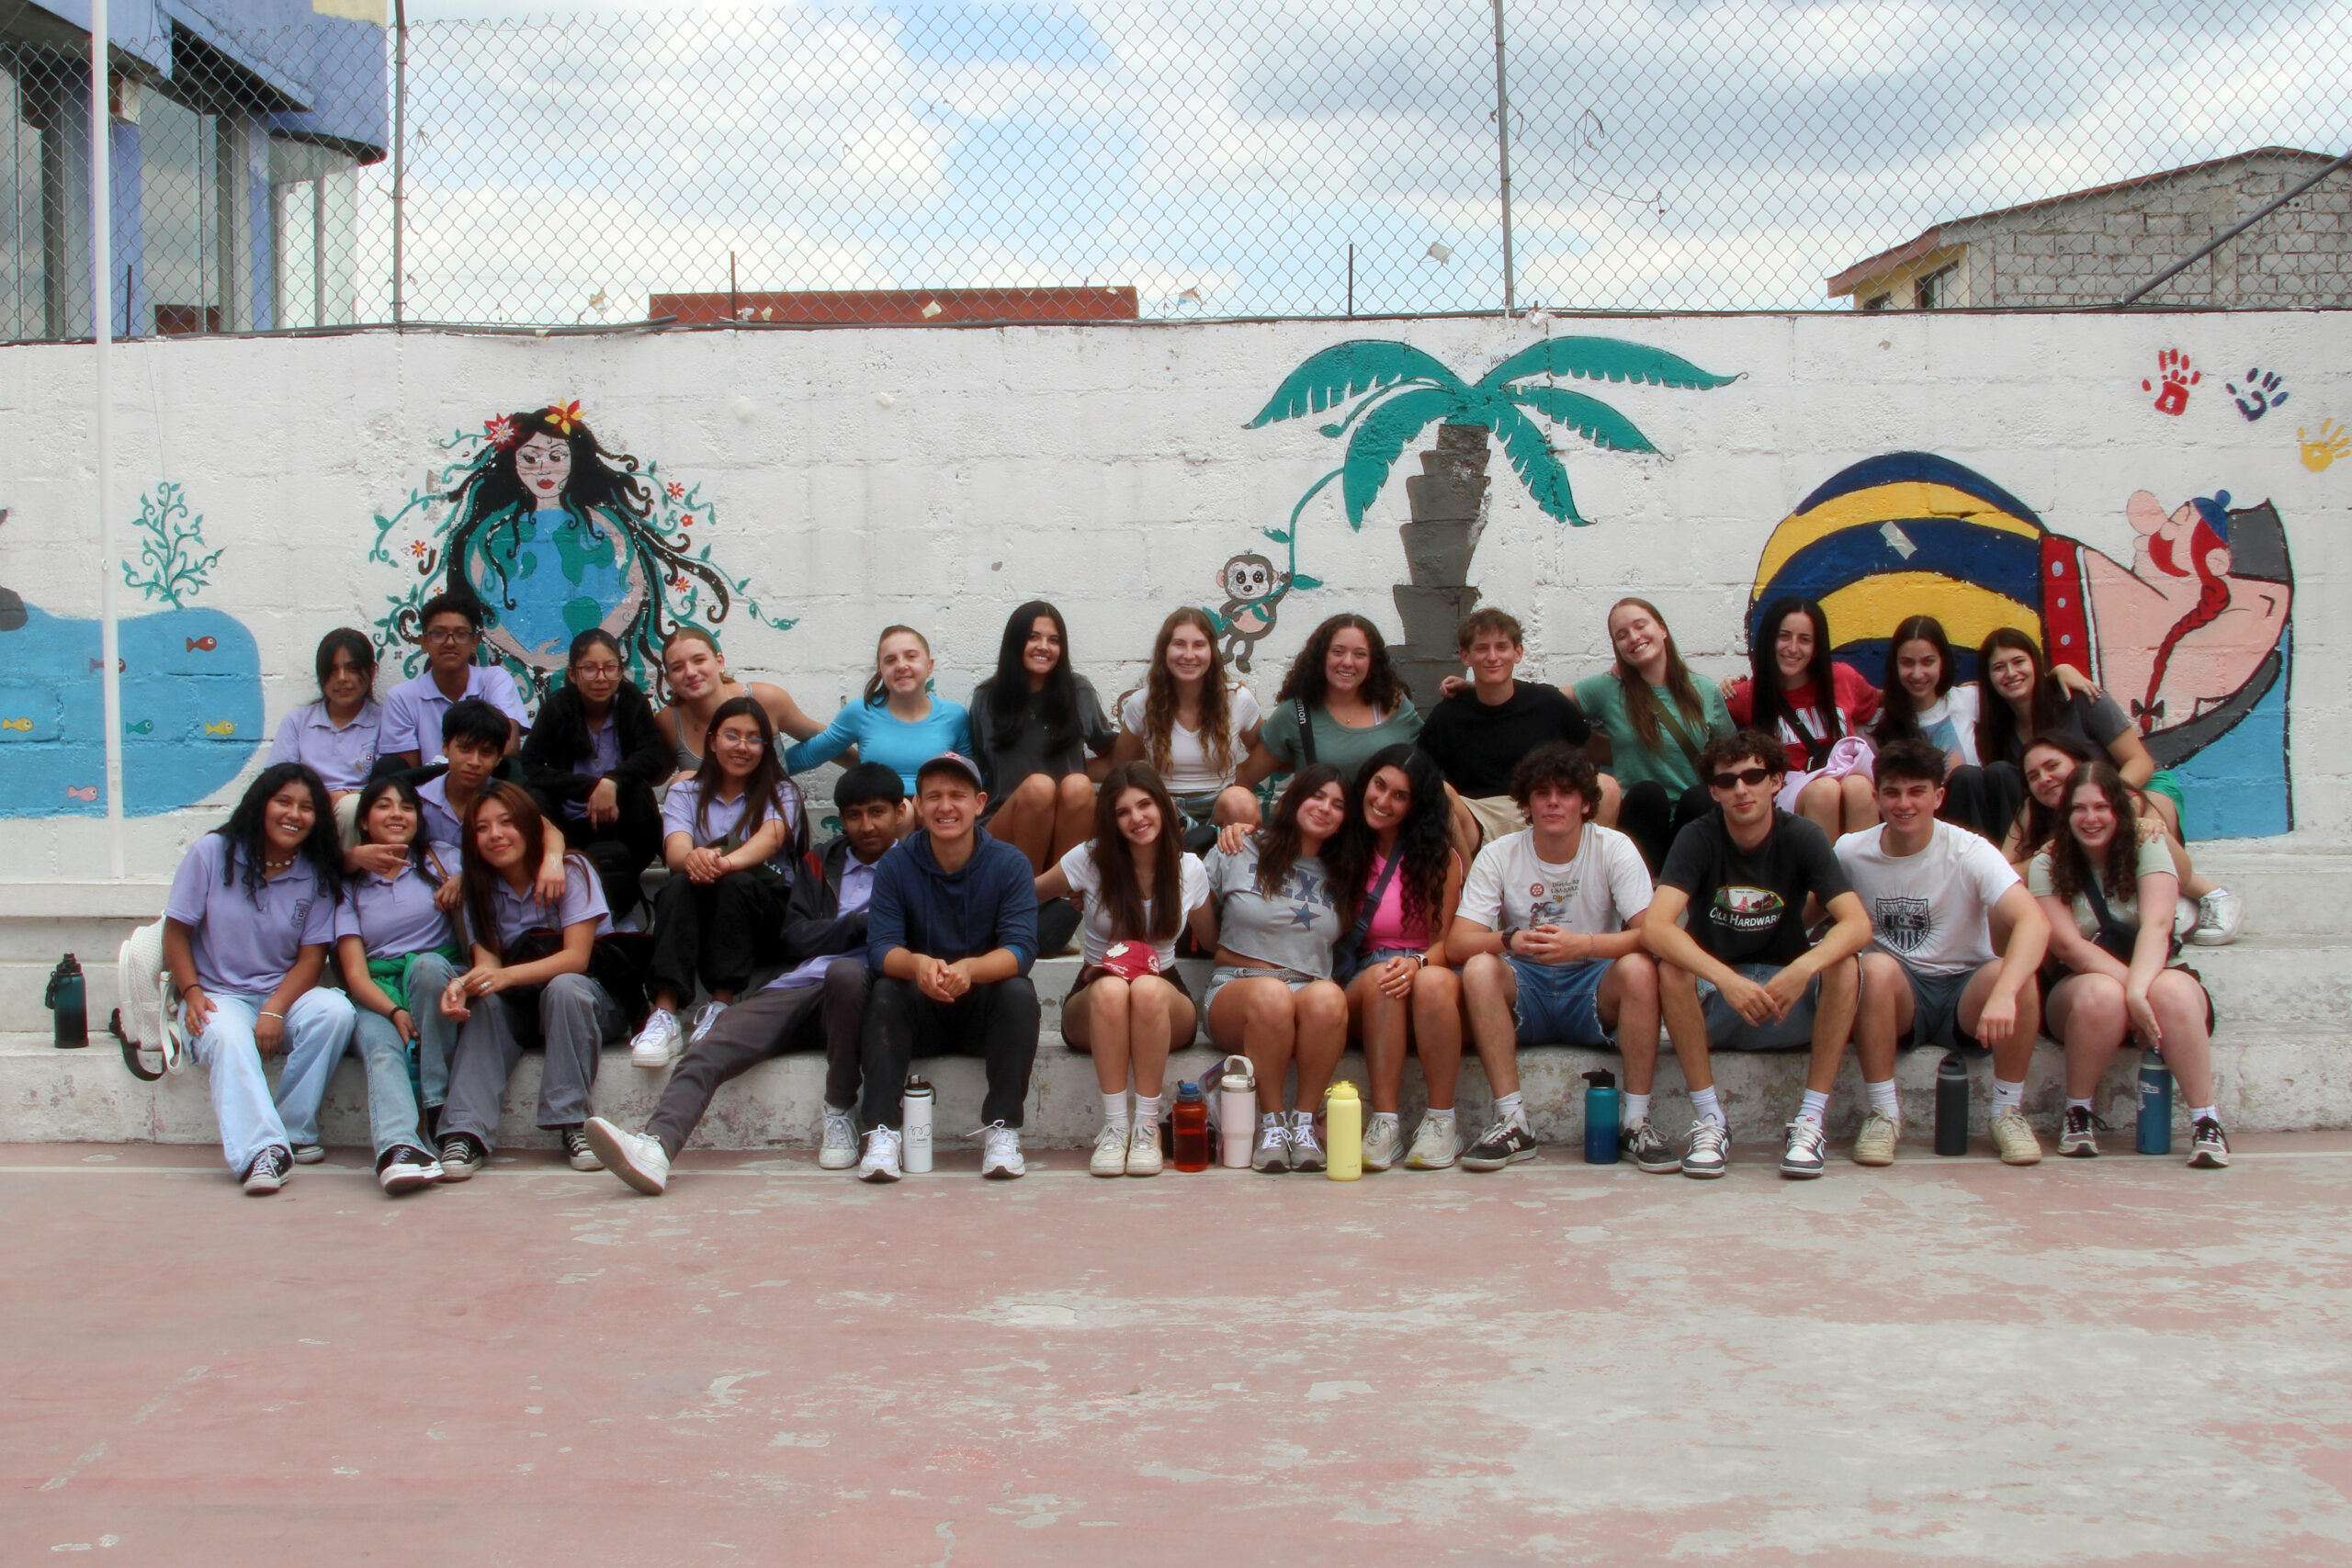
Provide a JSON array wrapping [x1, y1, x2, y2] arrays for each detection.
[[1171, 1082, 1211, 1171], [2136, 1047, 2173, 1156], [1581, 1068, 1620, 1164], [45, 953, 87, 1049], [900, 1077, 934, 1172], [1935, 1051, 1970, 1156], [1325, 1080, 1363, 1180], [1218, 1054, 1257, 1169]]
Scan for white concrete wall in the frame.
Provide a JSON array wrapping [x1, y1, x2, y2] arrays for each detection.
[[0, 309, 2344, 875]]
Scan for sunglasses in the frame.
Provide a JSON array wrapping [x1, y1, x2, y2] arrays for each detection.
[[1709, 766, 1774, 790]]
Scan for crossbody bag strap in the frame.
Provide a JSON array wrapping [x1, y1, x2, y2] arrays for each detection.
[[1334, 844, 1407, 975], [1295, 696, 1317, 767]]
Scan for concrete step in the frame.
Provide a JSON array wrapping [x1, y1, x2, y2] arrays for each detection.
[[2177, 845, 2352, 939]]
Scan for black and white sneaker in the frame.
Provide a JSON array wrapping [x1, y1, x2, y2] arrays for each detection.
[[1460, 1119, 1538, 1171], [2188, 1117, 2231, 1169], [1779, 1119, 1827, 1179], [242, 1145, 291, 1195], [561, 1126, 604, 1171], [1625, 1119, 1679, 1174], [377, 1145, 443, 1195], [1681, 1118, 1729, 1180], [2059, 1105, 2102, 1158], [437, 1133, 487, 1181]]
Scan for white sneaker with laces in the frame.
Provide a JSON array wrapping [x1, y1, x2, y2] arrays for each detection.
[[1252, 1116, 1289, 1173], [858, 1126, 903, 1183], [291, 1144, 326, 1165], [977, 1122, 1025, 1179], [688, 999, 729, 1044], [817, 1107, 860, 1170], [1125, 1121, 1163, 1177], [2188, 888, 2245, 946], [582, 1116, 669, 1195], [1285, 1111, 1325, 1172], [1090, 1121, 1130, 1177], [629, 1009, 683, 1068], [1404, 1113, 1461, 1169], [1989, 1108, 2043, 1166], [1681, 1118, 1729, 1179], [1360, 1112, 1404, 1171], [1780, 1119, 1827, 1179], [1852, 1110, 1901, 1167]]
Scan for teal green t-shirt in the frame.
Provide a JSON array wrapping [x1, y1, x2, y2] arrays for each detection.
[[1258, 695, 1422, 784], [1570, 672, 1732, 795]]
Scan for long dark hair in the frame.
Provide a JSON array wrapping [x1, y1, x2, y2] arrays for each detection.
[[2047, 762, 2144, 910], [979, 600, 1080, 753], [1747, 596, 1842, 748], [1332, 744, 1453, 940], [214, 762, 345, 904], [1974, 626, 2065, 767], [1871, 614, 1954, 748], [568, 627, 624, 679], [1252, 763, 1348, 912], [2018, 731, 2103, 856], [355, 774, 438, 879], [312, 627, 376, 698], [1139, 606, 1237, 778], [1276, 614, 1405, 714], [1090, 761, 1186, 944], [459, 781, 588, 961], [1607, 597, 1710, 752], [863, 625, 932, 706], [688, 695, 802, 856]]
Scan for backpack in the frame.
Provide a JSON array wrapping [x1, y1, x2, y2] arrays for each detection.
[[108, 919, 187, 1081]]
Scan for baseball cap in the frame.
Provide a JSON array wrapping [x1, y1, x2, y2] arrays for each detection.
[[915, 751, 986, 791]]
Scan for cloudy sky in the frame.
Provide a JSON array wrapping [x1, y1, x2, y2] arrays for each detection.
[[350, 0, 2352, 322]]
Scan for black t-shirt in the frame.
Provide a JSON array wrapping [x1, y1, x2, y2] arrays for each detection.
[[1415, 681, 1592, 799], [1657, 808, 1851, 967]]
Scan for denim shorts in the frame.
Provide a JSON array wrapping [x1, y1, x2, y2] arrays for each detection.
[[1697, 962, 1822, 1051], [1508, 956, 1614, 1047], [1204, 963, 1319, 1015]]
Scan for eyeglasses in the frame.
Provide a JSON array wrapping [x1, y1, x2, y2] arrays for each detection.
[[572, 663, 622, 678], [422, 626, 476, 646], [1709, 766, 1774, 790]]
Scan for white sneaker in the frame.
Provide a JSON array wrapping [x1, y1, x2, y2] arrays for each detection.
[[1852, 1110, 1901, 1167], [817, 1107, 859, 1170], [1989, 1108, 2043, 1166], [629, 1009, 683, 1068], [1252, 1116, 1289, 1173], [2188, 888, 2245, 946], [977, 1122, 1025, 1179], [1090, 1121, 1131, 1177], [582, 1116, 669, 1196], [291, 1144, 326, 1165], [688, 999, 729, 1044], [1286, 1111, 1325, 1173], [1360, 1112, 1404, 1172], [1125, 1121, 1163, 1178], [1405, 1112, 1461, 1169], [858, 1126, 903, 1183]]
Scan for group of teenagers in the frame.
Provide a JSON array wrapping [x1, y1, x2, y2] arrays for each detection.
[[159, 581, 2244, 1198]]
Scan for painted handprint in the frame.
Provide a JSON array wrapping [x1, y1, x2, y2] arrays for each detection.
[[2299, 418, 2350, 472], [2226, 367, 2289, 422], [2142, 349, 2199, 416]]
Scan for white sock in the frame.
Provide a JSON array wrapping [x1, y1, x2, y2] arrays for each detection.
[[1866, 1079, 1900, 1118], [2188, 1104, 2217, 1123], [1991, 1077, 2026, 1114], [1426, 1106, 1455, 1123], [1689, 1087, 1724, 1126], [1133, 1093, 1164, 1125], [1623, 1092, 1652, 1127], [1368, 1111, 1400, 1132], [1101, 1092, 1131, 1129], [2067, 1097, 2095, 1113], [1798, 1089, 1830, 1127], [1494, 1091, 1526, 1129], [1260, 1111, 1282, 1132]]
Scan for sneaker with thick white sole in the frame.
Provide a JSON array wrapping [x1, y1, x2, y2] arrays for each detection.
[[1460, 1119, 1537, 1171], [1625, 1119, 1678, 1174], [1404, 1113, 1461, 1169], [292, 1143, 327, 1165], [1852, 1110, 1901, 1167], [1285, 1111, 1325, 1173], [629, 1009, 683, 1069], [2188, 1116, 2232, 1169], [817, 1107, 860, 1170], [1988, 1109, 2042, 1166], [2059, 1105, 2101, 1157], [1682, 1118, 1729, 1179], [437, 1133, 486, 1181], [1125, 1121, 1163, 1177], [242, 1145, 291, 1195], [858, 1126, 903, 1183], [1780, 1119, 1827, 1179], [1360, 1113, 1404, 1172], [1090, 1121, 1130, 1177], [583, 1116, 670, 1195], [1252, 1117, 1289, 1173], [2188, 888, 2245, 947], [560, 1126, 604, 1171], [377, 1145, 442, 1194], [977, 1122, 1025, 1179], [688, 999, 729, 1044]]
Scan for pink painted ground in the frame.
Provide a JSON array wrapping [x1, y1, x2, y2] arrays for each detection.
[[9, 1134, 2352, 1565]]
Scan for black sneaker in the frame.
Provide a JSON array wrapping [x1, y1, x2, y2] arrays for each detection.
[[378, 1145, 443, 1195], [2188, 1117, 2231, 1169], [438, 1133, 487, 1182], [561, 1126, 603, 1171], [242, 1145, 291, 1195], [1625, 1120, 1679, 1174], [1459, 1119, 1538, 1171]]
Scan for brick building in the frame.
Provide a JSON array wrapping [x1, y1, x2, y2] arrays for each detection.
[[1827, 147, 2351, 310]]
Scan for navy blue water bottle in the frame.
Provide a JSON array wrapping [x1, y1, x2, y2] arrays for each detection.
[[1581, 1069, 1621, 1165], [2136, 1045, 2173, 1155], [1934, 1051, 1970, 1156], [45, 953, 87, 1049]]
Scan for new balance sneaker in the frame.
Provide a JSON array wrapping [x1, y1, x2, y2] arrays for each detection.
[[1779, 1119, 1827, 1179], [1252, 1116, 1289, 1173], [1852, 1110, 1901, 1168], [1404, 1112, 1461, 1170], [583, 1116, 669, 1195], [1682, 1118, 1729, 1179], [1989, 1109, 2043, 1166], [2188, 1116, 2232, 1169], [291, 1143, 327, 1166], [2059, 1105, 2102, 1158], [1360, 1112, 1405, 1172], [1460, 1118, 1537, 1172], [242, 1145, 291, 1195], [377, 1145, 442, 1195], [560, 1125, 603, 1171], [629, 1008, 683, 1069], [1126, 1121, 1163, 1178], [688, 999, 729, 1045], [817, 1107, 860, 1170], [437, 1133, 487, 1181], [1090, 1121, 1130, 1178], [858, 1126, 903, 1183], [2188, 888, 2245, 947], [977, 1122, 1025, 1179], [1624, 1119, 1679, 1174], [1285, 1111, 1326, 1173]]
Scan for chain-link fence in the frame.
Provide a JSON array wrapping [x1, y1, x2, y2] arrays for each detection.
[[4, 1, 2349, 339]]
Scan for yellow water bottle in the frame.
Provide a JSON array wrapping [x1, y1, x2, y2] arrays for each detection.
[[1325, 1080, 1363, 1180]]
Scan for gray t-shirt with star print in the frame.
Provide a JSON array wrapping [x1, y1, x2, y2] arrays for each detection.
[[1204, 839, 1343, 978]]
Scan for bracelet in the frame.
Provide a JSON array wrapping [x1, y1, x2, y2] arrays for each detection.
[[259, 1010, 285, 1021]]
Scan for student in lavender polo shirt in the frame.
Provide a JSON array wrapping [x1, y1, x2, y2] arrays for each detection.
[[518, 628, 668, 921], [379, 591, 530, 769], [584, 762, 904, 1194], [384, 699, 569, 909], [433, 782, 624, 1179], [162, 762, 357, 1195], [267, 627, 383, 846]]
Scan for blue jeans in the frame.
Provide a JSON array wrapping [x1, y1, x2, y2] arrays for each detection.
[[187, 988, 357, 1174]]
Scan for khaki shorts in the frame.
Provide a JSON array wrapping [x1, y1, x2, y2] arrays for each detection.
[[334, 792, 363, 849], [1462, 794, 1524, 845]]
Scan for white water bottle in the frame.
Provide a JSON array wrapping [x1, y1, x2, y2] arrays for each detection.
[[1218, 1054, 1256, 1168], [900, 1077, 933, 1173]]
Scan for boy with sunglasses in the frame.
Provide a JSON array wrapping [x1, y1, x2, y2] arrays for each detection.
[[1642, 729, 1872, 1179]]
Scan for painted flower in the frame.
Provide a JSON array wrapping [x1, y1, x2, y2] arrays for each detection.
[[665, 481, 684, 502], [544, 400, 584, 436], [406, 539, 430, 559], [483, 415, 517, 448]]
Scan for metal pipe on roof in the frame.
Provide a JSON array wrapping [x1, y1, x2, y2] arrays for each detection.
[[2118, 148, 2352, 306]]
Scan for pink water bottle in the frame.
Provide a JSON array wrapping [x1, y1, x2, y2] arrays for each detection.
[[1217, 1054, 1256, 1168]]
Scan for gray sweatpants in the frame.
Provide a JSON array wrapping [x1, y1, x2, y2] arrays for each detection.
[[439, 973, 621, 1151]]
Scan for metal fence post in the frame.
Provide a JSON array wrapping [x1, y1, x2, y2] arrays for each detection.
[[1490, 0, 1515, 314], [90, 0, 124, 877], [392, 0, 408, 326]]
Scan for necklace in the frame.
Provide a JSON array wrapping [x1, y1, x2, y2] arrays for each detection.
[[263, 853, 297, 875]]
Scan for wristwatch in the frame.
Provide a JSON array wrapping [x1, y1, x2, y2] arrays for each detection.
[[1498, 927, 1521, 954]]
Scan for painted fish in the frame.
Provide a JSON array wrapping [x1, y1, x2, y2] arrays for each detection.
[[186, 636, 217, 652], [65, 785, 96, 801], [124, 719, 153, 736], [0, 716, 30, 730], [203, 720, 237, 737], [87, 658, 125, 673]]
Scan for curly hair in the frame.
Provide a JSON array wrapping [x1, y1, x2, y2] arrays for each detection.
[[213, 763, 345, 905], [1331, 744, 1453, 941], [1137, 607, 1238, 780], [1275, 614, 1405, 715], [2046, 762, 2145, 911]]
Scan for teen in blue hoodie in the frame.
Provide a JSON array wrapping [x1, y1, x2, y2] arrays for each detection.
[[857, 751, 1043, 1182]]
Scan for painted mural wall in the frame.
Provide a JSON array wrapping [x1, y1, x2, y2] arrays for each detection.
[[0, 313, 2340, 873]]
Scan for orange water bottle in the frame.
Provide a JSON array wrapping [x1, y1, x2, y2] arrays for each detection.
[[1171, 1083, 1211, 1171]]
